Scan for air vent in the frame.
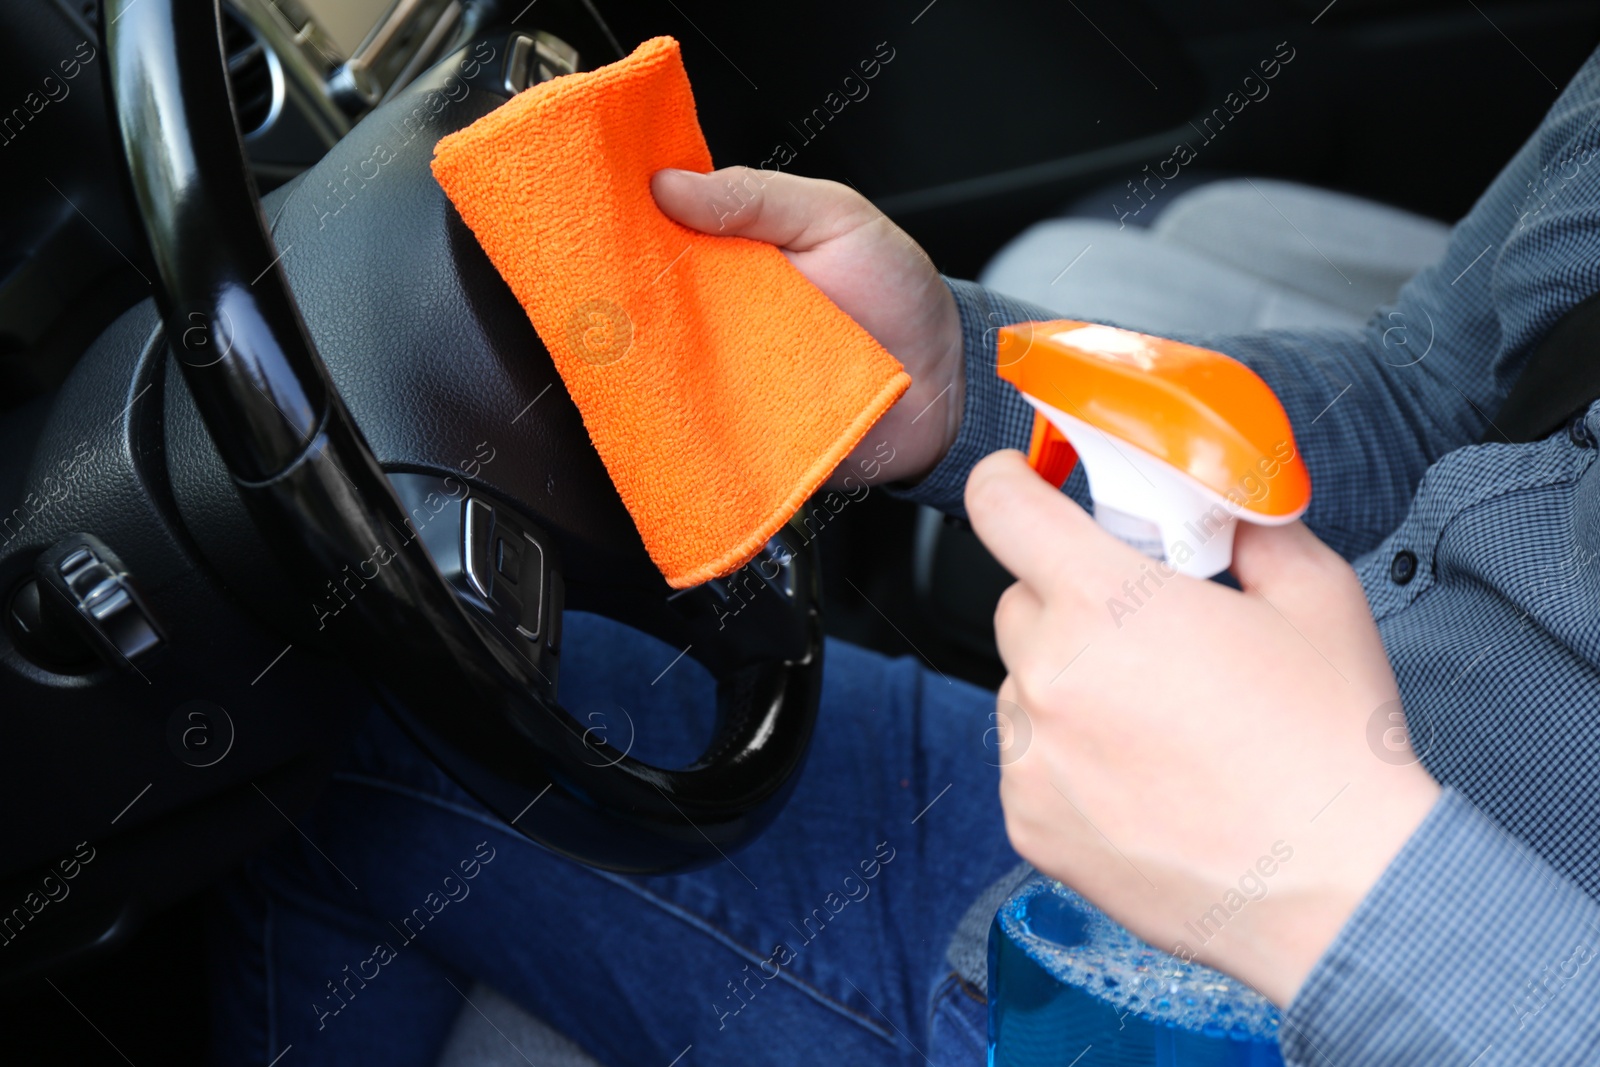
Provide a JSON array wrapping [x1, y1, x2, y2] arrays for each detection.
[[222, 9, 276, 135]]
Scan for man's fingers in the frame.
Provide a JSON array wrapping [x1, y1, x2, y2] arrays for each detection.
[[967, 450, 1116, 593], [650, 167, 872, 251], [1229, 520, 1343, 603]]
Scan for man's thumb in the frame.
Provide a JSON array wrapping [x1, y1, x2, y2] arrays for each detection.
[[651, 167, 864, 250], [650, 167, 744, 235]]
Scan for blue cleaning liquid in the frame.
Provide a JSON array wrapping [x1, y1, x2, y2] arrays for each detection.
[[988, 879, 1285, 1067]]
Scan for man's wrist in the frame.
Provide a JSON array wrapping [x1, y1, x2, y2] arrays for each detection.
[[1211, 774, 1443, 1006], [884, 278, 1046, 512], [1280, 787, 1600, 1064], [933, 319, 967, 480]]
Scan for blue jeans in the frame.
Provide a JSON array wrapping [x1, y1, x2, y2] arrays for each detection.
[[210, 612, 1018, 1066]]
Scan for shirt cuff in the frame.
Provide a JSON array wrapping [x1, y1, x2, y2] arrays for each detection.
[[886, 277, 1057, 516], [1281, 787, 1600, 1065]]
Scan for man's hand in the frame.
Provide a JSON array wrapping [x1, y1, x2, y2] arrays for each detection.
[[652, 166, 963, 486], [967, 450, 1442, 1007]]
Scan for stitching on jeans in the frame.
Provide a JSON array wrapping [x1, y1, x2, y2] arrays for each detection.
[[586, 884, 896, 1040], [326, 771, 899, 1043], [927, 971, 957, 1029], [251, 879, 425, 961], [949, 989, 988, 1048], [953, 971, 986, 1006], [927, 971, 987, 1050], [331, 772, 512, 834]]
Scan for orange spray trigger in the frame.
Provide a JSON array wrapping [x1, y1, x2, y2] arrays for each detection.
[[996, 320, 1310, 578], [1026, 410, 1079, 489]]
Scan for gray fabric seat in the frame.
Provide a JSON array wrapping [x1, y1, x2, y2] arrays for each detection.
[[434, 179, 1451, 1067], [915, 177, 1453, 740], [979, 177, 1450, 333], [434, 984, 603, 1067]]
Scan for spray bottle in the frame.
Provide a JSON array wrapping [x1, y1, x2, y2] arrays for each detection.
[[995, 320, 1310, 577], [986, 321, 1310, 1066]]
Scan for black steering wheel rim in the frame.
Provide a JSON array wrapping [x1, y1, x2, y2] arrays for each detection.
[[104, 0, 825, 872]]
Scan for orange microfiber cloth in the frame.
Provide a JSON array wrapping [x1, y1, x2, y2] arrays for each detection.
[[431, 36, 910, 588]]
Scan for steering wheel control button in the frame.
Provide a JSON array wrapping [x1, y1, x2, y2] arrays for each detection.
[[496, 535, 522, 583], [60, 556, 113, 596], [463, 497, 497, 600], [514, 533, 545, 641], [536, 34, 580, 81], [544, 570, 564, 653], [57, 548, 93, 575], [503, 31, 579, 94], [33, 534, 165, 671], [390, 473, 558, 681], [476, 506, 544, 642], [503, 33, 532, 94], [1390, 549, 1418, 586], [465, 498, 545, 639]]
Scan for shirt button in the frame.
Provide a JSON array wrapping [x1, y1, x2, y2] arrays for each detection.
[[1569, 414, 1595, 449], [1390, 550, 1417, 585]]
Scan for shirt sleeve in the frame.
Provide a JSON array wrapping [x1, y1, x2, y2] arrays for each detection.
[[892, 44, 1600, 562], [1280, 788, 1600, 1066], [884, 278, 1048, 517], [891, 276, 1443, 559]]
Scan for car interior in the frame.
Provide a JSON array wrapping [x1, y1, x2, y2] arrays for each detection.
[[2, 0, 1598, 1061]]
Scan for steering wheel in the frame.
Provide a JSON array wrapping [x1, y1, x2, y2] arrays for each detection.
[[102, 0, 824, 873]]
